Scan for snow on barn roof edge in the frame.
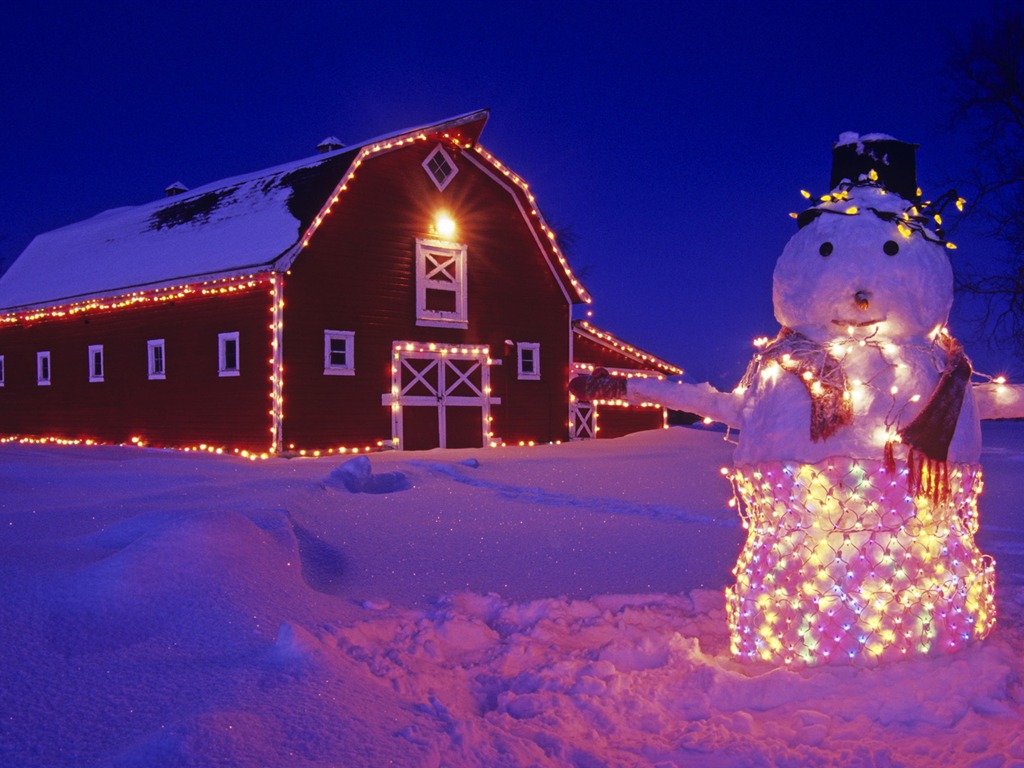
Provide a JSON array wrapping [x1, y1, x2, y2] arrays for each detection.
[[0, 110, 501, 313]]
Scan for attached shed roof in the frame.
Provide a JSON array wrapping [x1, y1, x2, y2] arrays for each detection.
[[0, 110, 492, 312], [572, 320, 683, 376]]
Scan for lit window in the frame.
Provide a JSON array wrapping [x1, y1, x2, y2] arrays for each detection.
[[518, 342, 541, 380], [415, 238, 468, 328], [324, 330, 355, 375], [148, 339, 166, 380], [422, 144, 458, 191], [0, 354, 5, 387], [218, 332, 240, 377], [37, 351, 51, 386], [88, 345, 104, 383]]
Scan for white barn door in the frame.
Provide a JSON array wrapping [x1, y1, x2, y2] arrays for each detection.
[[388, 343, 494, 450]]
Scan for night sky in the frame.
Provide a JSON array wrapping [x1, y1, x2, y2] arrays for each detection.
[[1, 1, 1014, 389]]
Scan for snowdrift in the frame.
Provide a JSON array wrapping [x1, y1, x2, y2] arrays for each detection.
[[1, 425, 1023, 767]]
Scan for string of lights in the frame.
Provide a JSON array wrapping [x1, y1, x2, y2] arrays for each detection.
[[725, 456, 995, 665]]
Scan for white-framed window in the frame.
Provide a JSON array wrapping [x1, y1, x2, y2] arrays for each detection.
[[148, 339, 166, 380], [415, 238, 468, 328], [218, 332, 240, 377], [517, 342, 541, 380], [0, 354, 5, 387], [88, 345, 104, 382], [324, 330, 355, 375], [422, 144, 458, 191], [37, 351, 51, 386]]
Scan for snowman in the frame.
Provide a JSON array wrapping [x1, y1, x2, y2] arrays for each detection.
[[573, 134, 1024, 665]]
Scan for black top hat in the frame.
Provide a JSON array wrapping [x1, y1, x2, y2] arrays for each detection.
[[830, 134, 920, 202]]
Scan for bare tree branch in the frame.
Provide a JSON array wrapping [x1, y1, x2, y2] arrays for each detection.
[[945, 2, 1024, 359]]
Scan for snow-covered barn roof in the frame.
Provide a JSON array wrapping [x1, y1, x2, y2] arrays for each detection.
[[0, 109, 587, 313]]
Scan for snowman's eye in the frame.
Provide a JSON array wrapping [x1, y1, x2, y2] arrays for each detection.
[[883, 240, 899, 256], [819, 242, 834, 257]]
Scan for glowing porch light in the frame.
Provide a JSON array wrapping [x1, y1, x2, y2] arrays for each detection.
[[435, 213, 456, 239]]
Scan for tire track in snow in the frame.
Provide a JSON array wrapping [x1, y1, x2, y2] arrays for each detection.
[[406, 460, 738, 528]]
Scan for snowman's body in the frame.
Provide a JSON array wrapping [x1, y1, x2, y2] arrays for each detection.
[[620, 138, 1023, 664], [725, 331, 993, 665]]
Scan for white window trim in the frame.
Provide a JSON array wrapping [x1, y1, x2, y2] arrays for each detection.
[[88, 344, 104, 383], [148, 339, 166, 380], [422, 144, 459, 191], [517, 342, 541, 380], [218, 332, 240, 377], [415, 238, 468, 329], [324, 330, 355, 376], [37, 351, 51, 386], [0, 354, 5, 387]]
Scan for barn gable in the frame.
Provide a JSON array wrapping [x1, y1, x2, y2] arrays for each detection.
[[279, 127, 587, 450]]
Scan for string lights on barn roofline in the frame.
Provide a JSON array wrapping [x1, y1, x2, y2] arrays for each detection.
[[273, 124, 592, 306], [0, 273, 269, 325], [574, 321, 683, 376], [465, 142, 591, 304]]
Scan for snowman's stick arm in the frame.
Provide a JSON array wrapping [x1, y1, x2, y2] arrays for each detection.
[[624, 377, 745, 429], [973, 381, 1024, 420]]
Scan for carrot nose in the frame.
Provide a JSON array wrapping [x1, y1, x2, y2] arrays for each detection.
[[855, 290, 871, 310]]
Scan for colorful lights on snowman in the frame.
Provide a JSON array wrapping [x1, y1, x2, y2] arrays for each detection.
[[571, 133, 1024, 665]]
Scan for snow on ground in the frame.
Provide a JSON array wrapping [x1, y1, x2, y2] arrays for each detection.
[[1, 424, 1023, 767]]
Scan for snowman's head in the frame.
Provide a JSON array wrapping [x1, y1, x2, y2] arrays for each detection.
[[773, 136, 955, 344]]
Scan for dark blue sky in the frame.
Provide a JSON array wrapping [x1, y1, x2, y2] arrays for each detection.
[[1, 1, 1013, 387]]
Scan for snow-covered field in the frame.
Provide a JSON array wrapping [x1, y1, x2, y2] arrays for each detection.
[[2, 423, 1022, 767]]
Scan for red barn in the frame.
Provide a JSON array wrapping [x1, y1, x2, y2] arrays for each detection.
[[0, 110, 678, 455], [570, 320, 684, 440]]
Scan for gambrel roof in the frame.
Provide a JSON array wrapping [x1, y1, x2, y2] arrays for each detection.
[[0, 110, 589, 312]]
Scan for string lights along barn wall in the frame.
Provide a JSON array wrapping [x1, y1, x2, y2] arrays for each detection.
[[0, 110, 675, 455]]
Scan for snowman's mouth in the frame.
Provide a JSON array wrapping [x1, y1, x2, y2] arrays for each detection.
[[831, 318, 885, 328]]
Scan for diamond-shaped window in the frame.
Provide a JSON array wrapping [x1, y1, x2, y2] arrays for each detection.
[[423, 145, 458, 191]]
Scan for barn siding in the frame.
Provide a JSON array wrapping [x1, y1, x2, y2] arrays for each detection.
[[281, 139, 572, 450], [0, 282, 275, 452], [593, 404, 665, 439]]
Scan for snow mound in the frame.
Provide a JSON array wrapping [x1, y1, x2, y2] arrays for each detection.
[[267, 621, 336, 673], [109, 711, 288, 768], [49, 508, 307, 653], [326, 589, 1024, 766], [323, 456, 410, 494]]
